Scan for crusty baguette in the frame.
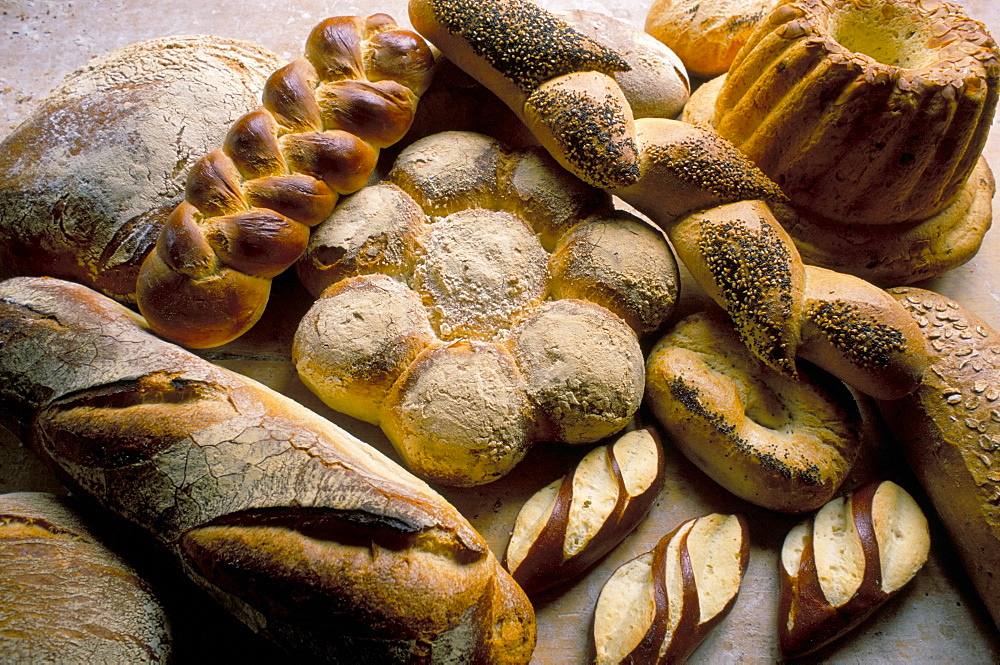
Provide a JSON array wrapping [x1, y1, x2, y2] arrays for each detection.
[[136, 14, 435, 348], [877, 287, 1000, 629], [0, 276, 535, 662], [0, 491, 172, 663]]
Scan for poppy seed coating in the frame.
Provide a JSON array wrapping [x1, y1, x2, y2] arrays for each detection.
[[645, 134, 787, 204], [428, 0, 630, 92], [527, 87, 641, 189], [668, 376, 822, 484], [806, 300, 907, 369], [697, 218, 797, 374]]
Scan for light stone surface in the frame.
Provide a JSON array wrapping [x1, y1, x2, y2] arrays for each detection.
[[1, 0, 999, 662]]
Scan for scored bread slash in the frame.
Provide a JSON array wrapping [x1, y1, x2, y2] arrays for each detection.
[[504, 426, 666, 596], [592, 512, 750, 664], [778, 479, 930, 659]]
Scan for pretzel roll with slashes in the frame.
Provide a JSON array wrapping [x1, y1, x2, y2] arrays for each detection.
[[644, 310, 863, 513]]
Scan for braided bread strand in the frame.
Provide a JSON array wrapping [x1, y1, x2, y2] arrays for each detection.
[[136, 14, 434, 348]]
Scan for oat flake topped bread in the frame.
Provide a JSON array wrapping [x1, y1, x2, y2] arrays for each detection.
[[294, 130, 680, 487]]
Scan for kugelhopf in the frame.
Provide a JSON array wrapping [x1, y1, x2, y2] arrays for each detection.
[[294, 131, 680, 487], [687, 0, 999, 284]]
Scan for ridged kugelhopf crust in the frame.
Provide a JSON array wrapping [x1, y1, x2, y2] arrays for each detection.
[[0, 276, 536, 663], [136, 14, 435, 349], [0, 492, 172, 663], [409, 0, 642, 189], [294, 131, 680, 487]]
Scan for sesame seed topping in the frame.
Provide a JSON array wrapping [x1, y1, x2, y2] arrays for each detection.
[[429, 0, 630, 92]]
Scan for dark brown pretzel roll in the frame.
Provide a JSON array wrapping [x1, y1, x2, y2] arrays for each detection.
[[137, 14, 434, 349]]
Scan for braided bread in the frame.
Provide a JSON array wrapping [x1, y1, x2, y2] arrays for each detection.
[[136, 15, 434, 348]]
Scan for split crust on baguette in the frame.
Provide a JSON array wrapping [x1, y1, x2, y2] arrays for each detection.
[[0, 276, 536, 662]]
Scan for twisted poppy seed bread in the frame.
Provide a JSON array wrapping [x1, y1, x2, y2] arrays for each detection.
[[136, 14, 435, 348], [668, 200, 929, 400], [0, 276, 536, 662], [0, 35, 282, 304], [0, 492, 172, 663], [294, 131, 680, 487], [408, 0, 642, 189]]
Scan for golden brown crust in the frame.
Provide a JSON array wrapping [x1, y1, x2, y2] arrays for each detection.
[[877, 286, 1000, 629], [645, 310, 864, 513], [136, 14, 435, 349], [645, 0, 779, 78], [0, 492, 172, 663], [0, 36, 282, 305], [409, 0, 643, 189], [0, 275, 536, 662], [294, 131, 677, 487], [778, 480, 930, 658]]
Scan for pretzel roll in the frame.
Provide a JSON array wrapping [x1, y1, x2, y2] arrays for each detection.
[[0, 492, 172, 663], [294, 131, 678, 486], [778, 480, 930, 658], [408, 0, 642, 189], [645, 310, 863, 513], [0, 35, 281, 304], [137, 14, 434, 348], [505, 426, 666, 596]]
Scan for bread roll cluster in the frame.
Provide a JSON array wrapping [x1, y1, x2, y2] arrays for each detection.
[[294, 130, 680, 486]]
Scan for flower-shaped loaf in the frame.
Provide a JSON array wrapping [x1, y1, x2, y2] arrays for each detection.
[[294, 131, 680, 486]]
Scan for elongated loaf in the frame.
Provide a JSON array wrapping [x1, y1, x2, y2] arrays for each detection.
[[409, 0, 642, 189], [877, 287, 1000, 629], [0, 276, 535, 662], [0, 491, 172, 663]]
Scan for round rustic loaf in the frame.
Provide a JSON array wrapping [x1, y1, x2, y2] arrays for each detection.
[[0, 35, 283, 304], [0, 492, 172, 663], [294, 131, 680, 487]]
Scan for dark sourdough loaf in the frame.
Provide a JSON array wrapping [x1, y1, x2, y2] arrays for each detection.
[[0, 276, 535, 663]]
